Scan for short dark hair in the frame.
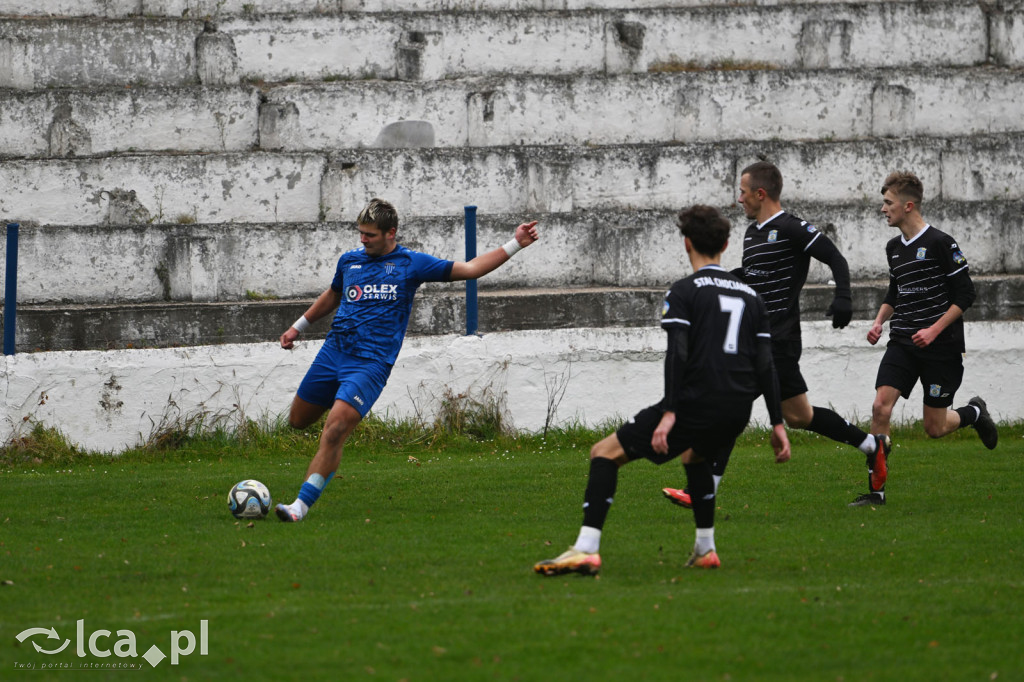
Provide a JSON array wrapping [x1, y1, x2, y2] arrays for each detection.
[[676, 204, 731, 257], [881, 171, 924, 205], [357, 198, 399, 233], [741, 161, 783, 201]]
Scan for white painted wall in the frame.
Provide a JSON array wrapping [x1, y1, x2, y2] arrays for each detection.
[[3, 321, 1020, 454]]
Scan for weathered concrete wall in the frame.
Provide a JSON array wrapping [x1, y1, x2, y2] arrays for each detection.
[[0, 87, 259, 158], [4, 202, 1022, 306], [10, 278, 1024, 353], [0, 2, 1021, 355], [218, 5, 996, 82], [7, 67, 1020, 159], [4, 138, 1023, 228], [2, 4, 1020, 91], [0, 0, 980, 18], [254, 68, 1024, 150], [0, 19, 203, 89], [319, 137, 1024, 220], [3, 322, 1020, 453], [0, 153, 324, 225]]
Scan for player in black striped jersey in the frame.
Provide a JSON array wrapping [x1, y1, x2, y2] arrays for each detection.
[[662, 161, 887, 509], [534, 205, 790, 576], [854, 171, 998, 506]]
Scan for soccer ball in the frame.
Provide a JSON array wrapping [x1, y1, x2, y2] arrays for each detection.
[[228, 479, 272, 519]]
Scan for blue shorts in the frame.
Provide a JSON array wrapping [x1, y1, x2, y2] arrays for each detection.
[[296, 342, 393, 417]]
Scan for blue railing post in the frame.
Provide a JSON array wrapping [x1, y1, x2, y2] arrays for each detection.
[[4, 222, 19, 356], [464, 206, 478, 336]]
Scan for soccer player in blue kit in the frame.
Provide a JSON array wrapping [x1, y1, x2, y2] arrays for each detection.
[[275, 198, 539, 522]]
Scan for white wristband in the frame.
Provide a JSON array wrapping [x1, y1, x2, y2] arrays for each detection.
[[502, 238, 522, 258], [292, 315, 311, 333]]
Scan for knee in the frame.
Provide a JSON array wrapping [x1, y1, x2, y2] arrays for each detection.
[[589, 433, 625, 462], [784, 413, 810, 430], [781, 401, 812, 430], [871, 398, 892, 423], [288, 399, 325, 430], [321, 418, 351, 449], [923, 421, 946, 439]]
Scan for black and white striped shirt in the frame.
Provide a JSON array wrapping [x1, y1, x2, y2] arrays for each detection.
[[740, 211, 828, 343], [883, 224, 974, 353]]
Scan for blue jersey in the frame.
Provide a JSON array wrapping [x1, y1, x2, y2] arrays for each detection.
[[326, 245, 454, 364]]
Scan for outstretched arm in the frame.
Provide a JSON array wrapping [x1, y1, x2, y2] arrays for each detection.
[[449, 221, 539, 282], [280, 287, 343, 349]]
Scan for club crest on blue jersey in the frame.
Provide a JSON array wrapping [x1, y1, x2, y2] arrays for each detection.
[[916, 247, 928, 260], [385, 262, 396, 275], [929, 384, 942, 398], [767, 230, 778, 242]]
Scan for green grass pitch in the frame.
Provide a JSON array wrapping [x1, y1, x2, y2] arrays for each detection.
[[2, 422, 1022, 681]]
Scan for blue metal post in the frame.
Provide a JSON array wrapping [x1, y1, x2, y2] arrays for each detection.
[[464, 206, 478, 336], [4, 222, 19, 356]]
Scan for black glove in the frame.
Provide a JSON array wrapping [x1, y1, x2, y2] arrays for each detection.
[[826, 295, 853, 329]]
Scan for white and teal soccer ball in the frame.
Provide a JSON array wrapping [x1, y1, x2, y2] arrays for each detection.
[[228, 479, 272, 519]]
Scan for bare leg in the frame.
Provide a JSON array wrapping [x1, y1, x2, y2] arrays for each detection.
[[306, 399, 362, 479], [922, 404, 961, 439], [871, 385, 901, 436], [277, 398, 362, 521]]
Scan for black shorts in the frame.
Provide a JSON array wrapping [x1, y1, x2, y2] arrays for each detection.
[[772, 341, 809, 401], [615, 402, 752, 470], [875, 341, 964, 408]]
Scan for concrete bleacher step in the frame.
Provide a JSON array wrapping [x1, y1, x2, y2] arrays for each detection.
[[5, 66, 1023, 158], [258, 67, 1024, 150], [0, 0, 948, 18], [10, 277, 1023, 352], [5, 203, 1022, 306], [2, 3, 1022, 91], [3, 134, 1024, 227], [0, 85, 259, 158]]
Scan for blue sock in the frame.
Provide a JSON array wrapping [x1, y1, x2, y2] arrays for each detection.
[[297, 472, 334, 509]]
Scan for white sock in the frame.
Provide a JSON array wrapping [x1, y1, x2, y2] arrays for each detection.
[[574, 526, 602, 554], [289, 499, 309, 519], [695, 527, 715, 555], [712, 474, 723, 495], [858, 434, 876, 455]]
